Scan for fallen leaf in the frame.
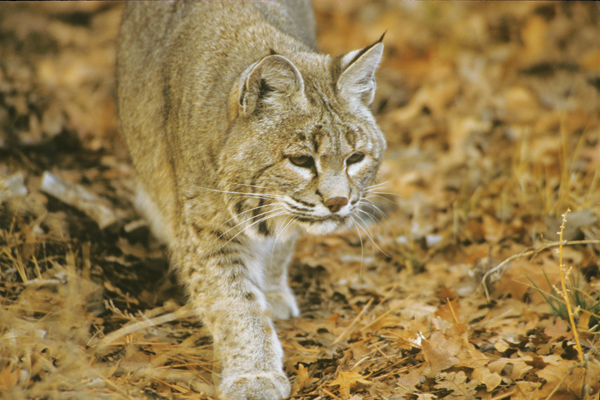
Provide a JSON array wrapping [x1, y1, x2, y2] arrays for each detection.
[[434, 298, 460, 323], [328, 370, 371, 398], [512, 381, 542, 400], [434, 371, 477, 400], [488, 356, 533, 381], [421, 331, 461, 375], [537, 363, 599, 399], [0, 363, 19, 390], [472, 367, 502, 392], [292, 363, 312, 394], [397, 367, 421, 392], [544, 318, 569, 339]]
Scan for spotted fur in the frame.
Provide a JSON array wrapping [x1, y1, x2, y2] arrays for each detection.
[[117, 2, 385, 399]]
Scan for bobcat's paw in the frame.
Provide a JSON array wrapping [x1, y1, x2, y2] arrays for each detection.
[[219, 371, 291, 400], [265, 288, 299, 319]]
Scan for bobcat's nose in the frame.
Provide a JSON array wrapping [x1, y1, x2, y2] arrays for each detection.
[[325, 196, 348, 213]]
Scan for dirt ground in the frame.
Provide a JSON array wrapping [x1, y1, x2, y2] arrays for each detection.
[[1, 2, 599, 399]]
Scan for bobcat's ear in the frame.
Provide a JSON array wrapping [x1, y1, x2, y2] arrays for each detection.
[[237, 54, 305, 117], [337, 36, 384, 106]]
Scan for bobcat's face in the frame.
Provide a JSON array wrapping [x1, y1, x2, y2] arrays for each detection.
[[222, 90, 385, 238], [220, 43, 385, 239], [274, 111, 384, 235]]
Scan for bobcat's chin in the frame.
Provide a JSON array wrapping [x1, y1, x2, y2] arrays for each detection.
[[298, 217, 350, 236]]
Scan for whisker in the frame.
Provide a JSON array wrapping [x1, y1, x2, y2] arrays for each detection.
[[276, 215, 297, 243], [365, 194, 398, 205], [360, 199, 389, 220], [224, 192, 280, 200], [221, 203, 269, 226], [270, 215, 293, 262], [357, 206, 389, 225], [200, 187, 280, 200], [351, 218, 365, 281], [224, 210, 288, 245], [219, 207, 284, 239], [366, 181, 390, 190], [227, 182, 273, 190], [357, 207, 378, 223], [353, 214, 390, 257], [274, 216, 290, 243], [367, 190, 401, 198], [243, 206, 286, 226]]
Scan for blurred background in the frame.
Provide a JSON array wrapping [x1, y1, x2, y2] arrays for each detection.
[[0, 2, 599, 399]]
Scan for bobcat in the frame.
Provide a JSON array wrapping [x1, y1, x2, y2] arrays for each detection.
[[117, 2, 385, 399]]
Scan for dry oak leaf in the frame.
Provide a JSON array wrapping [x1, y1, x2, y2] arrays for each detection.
[[421, 331, 461, 375], [472, 367, 502, 392], [397, 367, 422, 392], [434, 298, 460, 323], [544, 317, 570, 339], [292, 363, 313, 394], [577, 310, 593, 332], [493, 338, 510, 353], [328, 369, 371, 398], [512, 381, 542, 400], [488, 355, 533, 381], [456, 348, 490, 369], [537, 362, 600, 399], [0, 363, 19, 390], [434, 371, 477, 400]]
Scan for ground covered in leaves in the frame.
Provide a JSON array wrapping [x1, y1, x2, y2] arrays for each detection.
[[1, 2, 599, 400]]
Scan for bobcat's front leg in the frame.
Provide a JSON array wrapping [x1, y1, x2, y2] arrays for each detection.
[[264, 236, 300, 319], [176, 224, 290, 400]]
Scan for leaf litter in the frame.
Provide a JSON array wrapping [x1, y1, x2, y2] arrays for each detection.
[[1, 2, 599, 399]]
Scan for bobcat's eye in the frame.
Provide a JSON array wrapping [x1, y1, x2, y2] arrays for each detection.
[[289, 155, 314, 168], [346, 153, 365, 165]]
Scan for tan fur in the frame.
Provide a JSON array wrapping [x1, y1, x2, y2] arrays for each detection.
[[117, 2, 385, 399]]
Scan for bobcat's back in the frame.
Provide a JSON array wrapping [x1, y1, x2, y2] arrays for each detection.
[[117, 2, 318, 243], [117, 3, 385, 399]]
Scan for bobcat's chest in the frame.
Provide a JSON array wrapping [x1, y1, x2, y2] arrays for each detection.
[[243, 237, 278, 288]]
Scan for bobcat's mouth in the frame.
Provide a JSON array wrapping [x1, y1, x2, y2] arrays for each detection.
[[292, 214, 351, 235], [279, 195, 358, 235], [294, 215, 345, 223]]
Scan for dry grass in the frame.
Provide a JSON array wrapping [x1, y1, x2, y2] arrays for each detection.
[[1, 2, 600, 399]]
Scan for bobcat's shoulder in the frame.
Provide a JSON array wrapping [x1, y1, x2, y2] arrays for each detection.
[[117, 2, 385, 399]]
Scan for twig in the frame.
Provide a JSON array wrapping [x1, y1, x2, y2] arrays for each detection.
[[152, 377, 189, 393], [322, 388, 340, 399], [94, 371, 137, 400], [332, 298, 374, 345], [543, 359, 580, 400], [557, 210, 584, 364], [482, 239, 600, 302], [94, 303, 195, 350], [447, 297, 459, 324], [489, 390, 515, 400], [359, 292, 415, 333]]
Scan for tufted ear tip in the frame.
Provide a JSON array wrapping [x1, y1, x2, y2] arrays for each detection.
[[337, 37, 384, 106]]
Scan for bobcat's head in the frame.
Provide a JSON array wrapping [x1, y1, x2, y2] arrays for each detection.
[[220, 38, 386, 238]]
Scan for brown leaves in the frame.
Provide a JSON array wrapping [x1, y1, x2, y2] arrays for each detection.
[[471, 367, 502, 392], [434, 371, 477, 400], [292, 363, 314, 394], [421, 331, 461, 376], [2, 1, 600, 400], [328, 370, 371, 398], [0, 363, 19, 391], [0, 2, 122, 150]]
